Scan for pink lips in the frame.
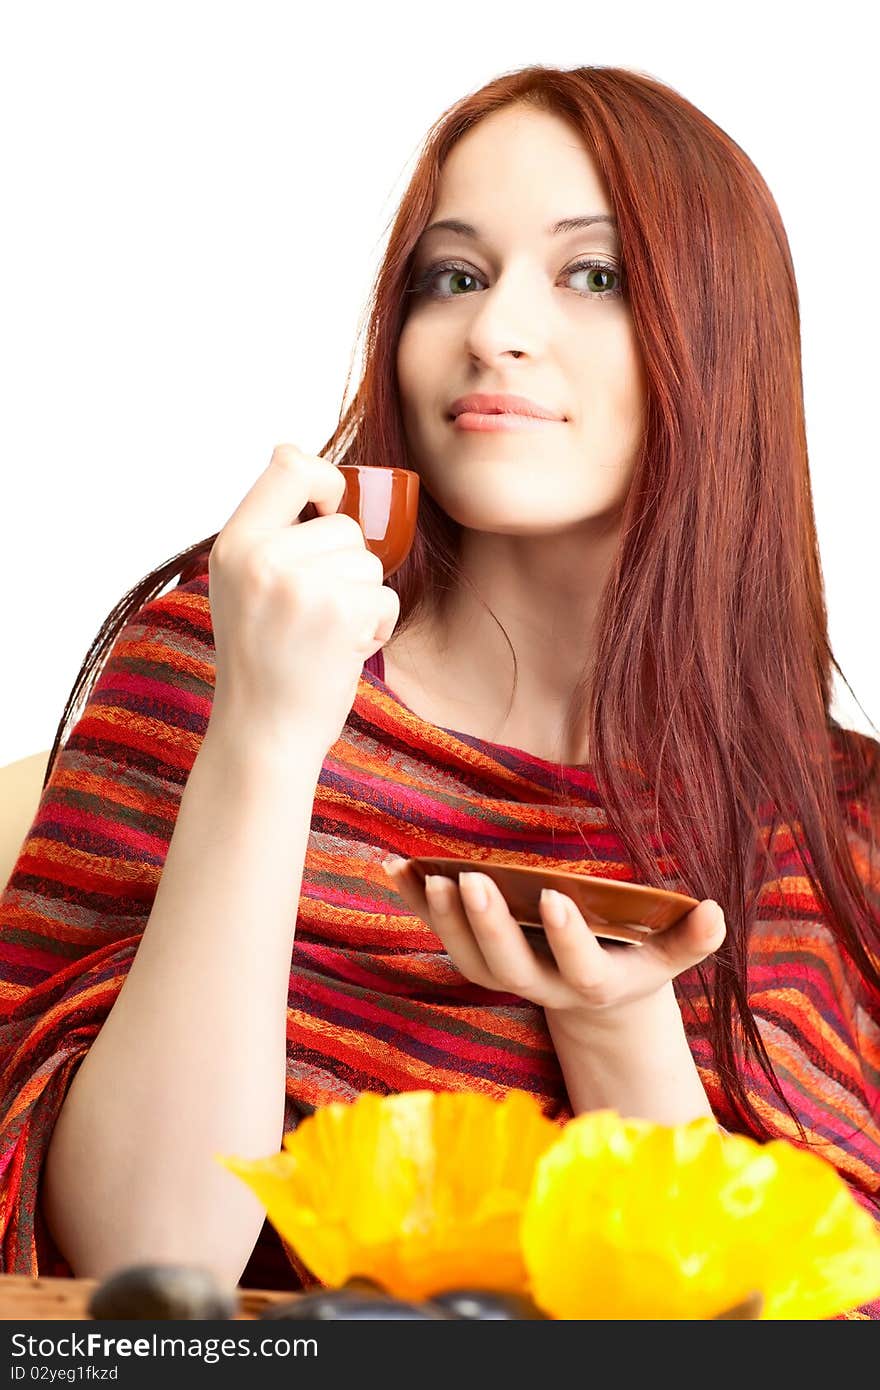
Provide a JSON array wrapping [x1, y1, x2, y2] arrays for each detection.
[[453, 413, 562, 431], [448, 392, 566, 431]]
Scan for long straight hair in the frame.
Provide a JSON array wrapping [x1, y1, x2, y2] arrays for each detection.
[[43, 65, 879, 1138]]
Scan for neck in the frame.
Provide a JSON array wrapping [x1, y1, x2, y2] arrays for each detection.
[[392, 519, 620, 762]]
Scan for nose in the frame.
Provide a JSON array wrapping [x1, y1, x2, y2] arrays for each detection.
[[461, 266, 548, 364]]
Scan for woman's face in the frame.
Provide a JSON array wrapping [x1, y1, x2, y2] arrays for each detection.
[[396, 103, 647, 536]]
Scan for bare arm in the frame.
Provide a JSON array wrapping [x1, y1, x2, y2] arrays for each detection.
[[41, 443, 400, 1288], [41, 712, 326, 1288]]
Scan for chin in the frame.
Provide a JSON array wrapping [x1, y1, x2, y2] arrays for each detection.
[[436, 502, 576, 535]]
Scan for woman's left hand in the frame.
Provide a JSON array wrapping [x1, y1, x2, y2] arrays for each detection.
[[381, 858, 725, 1019]]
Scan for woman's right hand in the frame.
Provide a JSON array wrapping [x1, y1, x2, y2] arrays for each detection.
[[207, 444, 401, 756]]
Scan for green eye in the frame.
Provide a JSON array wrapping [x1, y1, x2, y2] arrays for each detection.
[[407, 257, 624, 301], [569, 261, 621, 295], [446, 269, 480, 295]]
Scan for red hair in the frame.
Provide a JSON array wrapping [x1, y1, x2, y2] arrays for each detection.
[[46, 64, 880, 1138]]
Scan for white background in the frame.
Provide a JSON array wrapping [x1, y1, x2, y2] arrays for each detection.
[[1, 0, 876, 767]]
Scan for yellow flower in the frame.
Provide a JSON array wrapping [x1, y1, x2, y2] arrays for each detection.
[[520, 1110, 880, 1320], [218, 1088, 559, 1301]]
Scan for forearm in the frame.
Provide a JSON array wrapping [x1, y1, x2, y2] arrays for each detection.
[[545, 981, 716, 1125], [42, 711, 325, 1286]]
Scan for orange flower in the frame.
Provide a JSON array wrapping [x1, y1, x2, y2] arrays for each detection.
[[520, 1111, 880, 1319], [219, 1089, 559, 1300]]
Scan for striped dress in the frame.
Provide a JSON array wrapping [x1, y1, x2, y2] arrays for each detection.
[[0, 569, 878, 1313]]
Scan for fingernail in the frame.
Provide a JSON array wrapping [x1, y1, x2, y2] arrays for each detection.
[[459, 872, 489, 910], [540, 888, 569, 928], [382, 856, 407, 874], [705, 900, 726, 937], [425, 874, 455, 903]]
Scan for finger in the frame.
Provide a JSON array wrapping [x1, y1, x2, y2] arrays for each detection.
[[271, 508, 371, 559], [383, 861, 494, 986], [538, 888, 617, 996], [457, 873, 565, 1000], [223, 446, 346, 535], [269, 535, 383, 580], [645, 900, 726, 975], [537, 891, 699, 1004]]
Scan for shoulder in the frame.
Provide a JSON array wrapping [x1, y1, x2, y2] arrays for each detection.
[[825, 720, 880, 974], [827, 719, 880, 801], [53, 565, 217, 790], [116, 567, 213, 653], [827, 720, 880, 859]]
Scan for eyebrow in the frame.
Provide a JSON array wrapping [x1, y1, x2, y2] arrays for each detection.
[[418, 213, 618, 241]]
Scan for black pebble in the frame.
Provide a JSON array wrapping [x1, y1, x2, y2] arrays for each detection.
[[429, 1288, 550, 1319], [260, 1284, 454, 1320], [87, 1263, 237, 1320]]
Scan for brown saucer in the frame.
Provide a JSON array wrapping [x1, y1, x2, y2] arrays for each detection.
[[404, 858, 699, 946]]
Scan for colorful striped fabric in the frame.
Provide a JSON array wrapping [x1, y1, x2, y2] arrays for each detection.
[[0, 569, 878, 1314]]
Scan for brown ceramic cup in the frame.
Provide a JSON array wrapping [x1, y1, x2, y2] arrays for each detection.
[[334, 465, 420, 579]]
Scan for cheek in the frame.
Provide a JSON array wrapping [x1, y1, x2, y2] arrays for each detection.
[[616, 324, 648, 421], [396, 320, 434, 407], [396, 324, 454, 469], [578, 326, 646, 435]]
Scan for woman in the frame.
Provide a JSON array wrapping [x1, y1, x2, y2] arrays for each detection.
[[1, 64, 877, 1314]]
